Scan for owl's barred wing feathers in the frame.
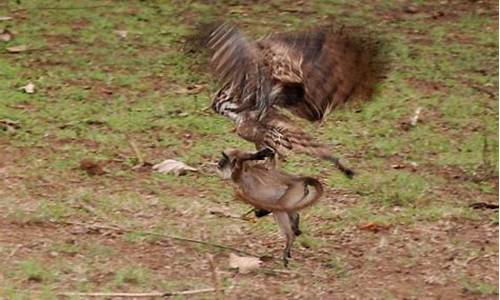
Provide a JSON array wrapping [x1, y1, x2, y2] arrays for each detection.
[[207, 24, 273, 115], [206, 23, 387, 121], [259, 26, 386, 121], [207, 24, 254, 88]]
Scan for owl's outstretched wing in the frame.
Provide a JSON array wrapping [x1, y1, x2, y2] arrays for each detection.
[[258, 25, 388, 121]]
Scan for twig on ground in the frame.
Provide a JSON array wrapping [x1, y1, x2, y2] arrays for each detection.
[[8, 244, 23, 258], [76, 201, 100, 216], [59, 220, 257, 257], [57, 287, 227, 298], [210, 210, 253, 221], [410, 107, 422, 127], [10, 5, 116, 11], [240, 208, 255, 218], [207, 254, 224, 300], [126, 135, 145, 168]]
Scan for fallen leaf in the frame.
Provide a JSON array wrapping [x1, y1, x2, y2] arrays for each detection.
[[391, 164, 405, 169], [0, 29, 13, 42], [359, 222, 391, 233], [173, 84, 207, 95], [186, 84, 206, 94], [403, 5, 419, 14], [0, 118, 20, 128], [229, 253, 262, 274], [19, 82, 35, 94], [152, 159, 197, 176], [0, 16, 13, 21], [79, 159, 106, 176], [0, 118, 21, 132], [115, 30, 128, 38], [6, 44, 27, 53], [410, 107, 422, 126]]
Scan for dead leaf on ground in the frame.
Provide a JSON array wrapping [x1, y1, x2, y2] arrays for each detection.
[[0, 29, 13, 42], [79, 159, 106, 176], [114, 30, 128, 38], [229, 253, 262, 274], [359, 222, 391, 233], [6, 44, 27, 53], [19, 82, 35, 94], [174, 84, 207, 95], [0, 16, 13, 21], [152, 159, 197, 176], [391, 164, 405, 169], [403, 5, 419, 14], [0, 118, 21, 132], [410, 107, 422, 126]]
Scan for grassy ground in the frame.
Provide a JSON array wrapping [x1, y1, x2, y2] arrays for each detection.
[[0, 0, 498, 299]]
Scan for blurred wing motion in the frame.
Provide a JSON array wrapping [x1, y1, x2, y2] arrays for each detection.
[[200, 23, 388, 176], [208, 23, 387, 122]]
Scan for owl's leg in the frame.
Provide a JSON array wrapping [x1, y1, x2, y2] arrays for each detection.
[[254, 144, 278, 168]]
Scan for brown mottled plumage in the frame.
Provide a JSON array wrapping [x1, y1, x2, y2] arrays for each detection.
[[200, 23, 388, 177]]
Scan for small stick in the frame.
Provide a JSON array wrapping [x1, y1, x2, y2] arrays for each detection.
[[76, 201, 100, 216], [57, 287, 224, 298], [11, 5, 116, 11], [8, 244, 22, 258], [241, 208, 255, 218], [410, 107, 422, 127], [59, 220, 257, 257], [126, 134, 144, 167], [207, 254, 223, 300]]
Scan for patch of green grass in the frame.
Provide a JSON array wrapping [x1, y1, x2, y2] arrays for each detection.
[[6, 199, 73, 224], [16, 259, 55, 283], [113, 266, 151, 288], [122, 231, 162, 244], [325, 255, 350, 278], [87, 244, 117, 259], [461, 276, 498, 296], [50, 242, 81, 256], [297, 235, 322, 250], [330, 201, 480, 230], [0, 286, 56, 300], [339, 170, 430, 207], [490, 211, 499, 225]]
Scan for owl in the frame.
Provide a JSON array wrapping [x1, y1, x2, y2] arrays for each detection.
[[204, 23, 388, 177]]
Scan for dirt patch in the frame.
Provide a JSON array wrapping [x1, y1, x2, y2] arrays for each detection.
[[378, 0, 498, 24], [407, 78, 449, 96], [71, 18, 91, 31], [43, 33, 79, 47], [0, 219, 208, 289]]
